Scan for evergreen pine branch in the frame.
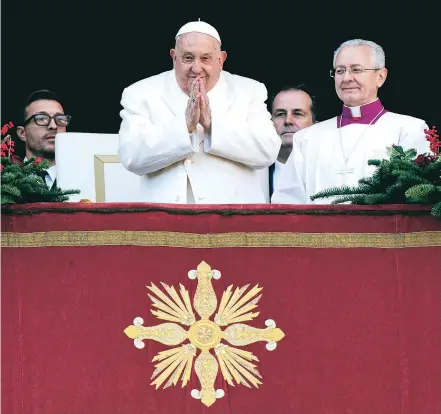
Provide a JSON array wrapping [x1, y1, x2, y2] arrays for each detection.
[[368, 168, 397, 192], [431, 201, 441, 218], [426, 160, 441, 172], [1, 184, 22, 198], [49, 194, 73, 202], [310, 185, 370, 201], [2, 154, 81, 204], [363, 193, 392, 204], [425, 161, 441, 177], [1, 194, 16, 204], [394, 172, 432, 186], [383, 182, 410, 203], [51, 188, 80, 196], [3, 163, 24, 174], [358, 177, 375, 186], [391, 160, 425, 174], [1, 172, 19, 182], [331, 195, 371, 205], [19, 175, 46, 186], [367, 159, 382, 167], [405, 184, 438, 200]]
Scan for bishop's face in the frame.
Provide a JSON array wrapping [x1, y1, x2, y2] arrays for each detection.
[[334, 45, 387, 107], [170, 33, 227, 95]]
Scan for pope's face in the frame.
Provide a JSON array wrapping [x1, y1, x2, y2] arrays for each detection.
[[170, 33, 227, 95], [334, 45, 387, 107]]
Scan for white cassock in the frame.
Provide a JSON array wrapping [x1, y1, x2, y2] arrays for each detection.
[[118, 70, 281, 204], [271, 100, 430, 204]]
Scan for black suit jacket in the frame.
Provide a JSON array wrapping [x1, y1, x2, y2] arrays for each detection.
[[269, 163, 275, 198]]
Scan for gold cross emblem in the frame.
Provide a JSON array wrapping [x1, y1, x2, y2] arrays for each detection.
[[124, 261, 285, 407]]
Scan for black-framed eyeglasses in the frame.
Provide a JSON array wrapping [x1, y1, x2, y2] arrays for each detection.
[[24, 113, 72, 127], [330, 66, 381, 78]]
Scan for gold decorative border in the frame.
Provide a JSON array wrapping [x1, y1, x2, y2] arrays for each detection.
[[1, 231, 440, 249], [93, 155, 120, 202]]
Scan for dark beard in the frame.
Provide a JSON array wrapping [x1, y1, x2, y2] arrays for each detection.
[[33, 148, 55, 162]]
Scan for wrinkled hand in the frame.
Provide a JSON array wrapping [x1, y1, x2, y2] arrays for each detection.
[[198, 79, 211, 134], [185, 78, 200, 133]]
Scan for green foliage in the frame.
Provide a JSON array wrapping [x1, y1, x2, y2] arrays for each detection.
[[432, 201, 441, 218], [1, 157, 80, 205], [311, 145, 441, 219], [405, 184, 439, 200]]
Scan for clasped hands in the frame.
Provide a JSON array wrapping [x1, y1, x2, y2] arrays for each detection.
[[186, 77, 211, 135]]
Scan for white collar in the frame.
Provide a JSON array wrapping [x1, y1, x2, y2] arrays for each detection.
[[343, 98, 379, 118]]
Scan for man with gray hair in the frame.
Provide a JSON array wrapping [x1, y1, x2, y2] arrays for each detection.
[[272, 39, 430, 204], [118, 20, 280, 204]]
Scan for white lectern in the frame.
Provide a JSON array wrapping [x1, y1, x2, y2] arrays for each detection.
[[56, 132, 141, 202]]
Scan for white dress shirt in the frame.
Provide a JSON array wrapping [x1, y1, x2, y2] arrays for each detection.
[[44, 164, 57, 188], [272, 160, 285, 189]]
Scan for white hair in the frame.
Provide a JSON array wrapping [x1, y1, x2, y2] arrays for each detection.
[[333, 39, 385, 69]]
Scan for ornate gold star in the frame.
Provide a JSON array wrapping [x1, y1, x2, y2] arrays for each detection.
[[124, 261, 285, 407]]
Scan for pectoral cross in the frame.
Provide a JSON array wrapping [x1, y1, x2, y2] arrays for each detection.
[[335, 165, 355, 185]]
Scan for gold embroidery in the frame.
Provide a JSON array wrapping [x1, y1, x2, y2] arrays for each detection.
[[124, 261, 285, 407], [2, 230, 441, 248]]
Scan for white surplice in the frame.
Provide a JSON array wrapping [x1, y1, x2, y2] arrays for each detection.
[[118, 70, 281, 204], [271, 111, 430, 204]]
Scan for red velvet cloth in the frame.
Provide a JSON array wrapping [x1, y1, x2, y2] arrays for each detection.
[[2, 203, 441, 414]]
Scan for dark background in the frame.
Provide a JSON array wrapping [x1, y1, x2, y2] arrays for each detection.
[[2, 2, 440, 153]]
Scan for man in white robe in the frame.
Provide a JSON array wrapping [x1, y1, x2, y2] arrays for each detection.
[[118, 20, 281, 204], [271, 39, 430, 204]]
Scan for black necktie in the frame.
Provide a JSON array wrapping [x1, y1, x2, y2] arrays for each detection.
[[40, 171, 57, 189]]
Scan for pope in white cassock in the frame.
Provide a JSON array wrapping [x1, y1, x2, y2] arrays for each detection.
[[118, 20, 280, 204], [271, 39, 430, 204]]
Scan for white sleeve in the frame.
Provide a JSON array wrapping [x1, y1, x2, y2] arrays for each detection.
[[397, 118, 431, 155], [117, 87, 199, 175], [204, 82, 281, 169]]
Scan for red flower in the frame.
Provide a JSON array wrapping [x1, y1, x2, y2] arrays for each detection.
[[1, 136, 15, 156], [414, 154, 435, 167], [10, 154, 24, 166], [34, 157, 43, 165], [424, 126, 440, 155], [1, 122, 13, 137]]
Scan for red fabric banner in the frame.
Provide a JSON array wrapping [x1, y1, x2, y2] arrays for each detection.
[[2, 203, 441, 414]]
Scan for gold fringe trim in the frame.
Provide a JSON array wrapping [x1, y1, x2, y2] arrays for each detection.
[[1, 230, 441, 249]]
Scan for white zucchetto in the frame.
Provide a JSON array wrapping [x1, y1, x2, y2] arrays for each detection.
[[175, 20, 221, 45]]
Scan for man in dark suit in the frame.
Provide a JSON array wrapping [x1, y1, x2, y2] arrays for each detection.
[[16, 89, 71, 189], [269, 85, 317, 195]]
